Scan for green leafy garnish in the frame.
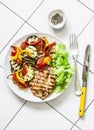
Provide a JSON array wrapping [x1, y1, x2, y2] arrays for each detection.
[[50, 43, 75, 92]]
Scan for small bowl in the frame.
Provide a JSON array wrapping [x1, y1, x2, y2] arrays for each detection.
[[48, 9, 66, 29]]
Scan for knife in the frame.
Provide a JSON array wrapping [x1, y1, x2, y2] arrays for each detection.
[[79, 45, 91, 117]]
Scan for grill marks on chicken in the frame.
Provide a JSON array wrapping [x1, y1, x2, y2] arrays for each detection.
[[30, 67, 56, 100]]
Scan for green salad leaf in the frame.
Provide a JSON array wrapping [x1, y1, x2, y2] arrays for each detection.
[[50, 43, 75, 92]]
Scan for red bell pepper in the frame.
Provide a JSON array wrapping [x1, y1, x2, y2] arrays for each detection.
[[29, 38, 41, 46], [20, 41, 29, 49], [11, 46, 21, 61], [38, 62, 46, 69], [45, 42, 56, 55], [37, 56, 44, 65], [11, 46, 17, 56], [22, 63, 27, 76], [37, 56, 51, 69]]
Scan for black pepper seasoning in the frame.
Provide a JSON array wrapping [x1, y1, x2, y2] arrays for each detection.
[[51, 13, 63, 25]]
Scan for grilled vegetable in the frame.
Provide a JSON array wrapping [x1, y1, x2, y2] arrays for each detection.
[[22, 56, 36, 66], [26, 35, 39, 43], [12, 72, 29, 88], [20, 41, 29, 50], [26, 46, 37, 58], [10, 60, 21, 72], [37, 56, 51, 69], [18, 50, 32, 61], [15, 66, 34, 83], [15, 70, 25, 84], [11, 46, 21, 61], [45, 42, 56, 56], [37, 40, 45, 52], [22, 63, 27, 76], [49, 48, 56, 55], [41, 37, 49, 46]]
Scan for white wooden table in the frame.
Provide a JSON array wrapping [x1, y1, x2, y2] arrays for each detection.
[[0, 0, 94, 130]]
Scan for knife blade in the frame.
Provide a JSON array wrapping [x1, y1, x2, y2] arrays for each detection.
[[79, 45, 91, 117]]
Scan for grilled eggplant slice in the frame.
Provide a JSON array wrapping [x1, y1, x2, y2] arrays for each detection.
[[26, 35, 39, 43], [22, 56, 36, 66]]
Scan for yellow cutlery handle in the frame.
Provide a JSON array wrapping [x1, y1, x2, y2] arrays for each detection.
[[79, 86, 87, 117]]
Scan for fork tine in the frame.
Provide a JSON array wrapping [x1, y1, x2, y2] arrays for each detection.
[[75, 34, 78, 48], [74, 34, 78, 49], [70, 34, 72, 48], [70, 34, 78, 49], [70, 34, 74, 48], [72, 34, 74, 45], [73, 34, 76, 47], [72, 34, 74, 46], [70, 34, 73, 48]]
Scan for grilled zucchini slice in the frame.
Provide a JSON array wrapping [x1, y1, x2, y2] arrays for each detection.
[[19, 66, 34, 82]]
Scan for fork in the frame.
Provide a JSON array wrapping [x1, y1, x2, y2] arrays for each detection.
[[70, 34, 81, 96]]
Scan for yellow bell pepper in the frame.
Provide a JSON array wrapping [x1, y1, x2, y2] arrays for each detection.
[[18, 50, 32, 61], [43, 56, 51, 63], [15, 70, 25, 84], [41, 37, 49, 46]]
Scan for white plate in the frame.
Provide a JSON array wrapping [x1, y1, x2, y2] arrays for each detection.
[[4, 33, 71, 102]]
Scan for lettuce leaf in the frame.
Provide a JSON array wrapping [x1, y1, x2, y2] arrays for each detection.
[[50, 43, 75, 92]]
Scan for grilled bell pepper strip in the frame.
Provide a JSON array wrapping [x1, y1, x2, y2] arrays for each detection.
[[15, 70, 25, 84], [41, 37, 49, 46], [38, 62, 46, 69], [11, 49, 16, 56], [20, 39, 41, 49], [22, 63, 27, 76], [45, 42, 56, 56], [11, 46, 21, 61], [43, 56, 51, 63], [37, 56, 51, 69], [20, 41, 29, 50], [37, 56, 44, 65], [29, 38, 41, 46], [18, 50, 32, 61], [37, 40, 45, 52], [12, 72, 29, 88]]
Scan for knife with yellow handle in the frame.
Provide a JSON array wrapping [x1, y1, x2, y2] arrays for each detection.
[[79, 45, 91, 117], [79, 86, 86, 117]]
